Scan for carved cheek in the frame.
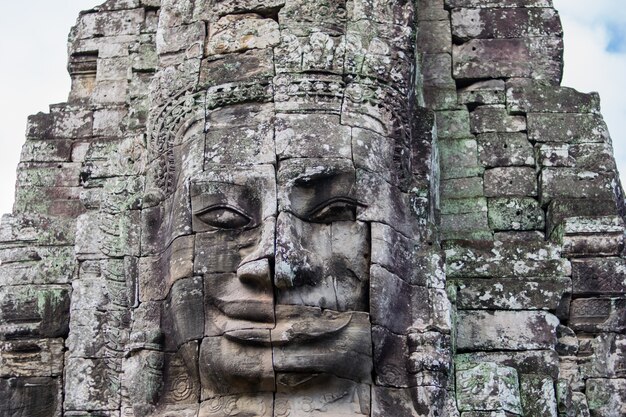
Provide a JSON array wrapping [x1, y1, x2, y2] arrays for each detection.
[[194, 227, 264, 275], [274, 212, 371, 312], [198, 226, 276, 335], [328, 220, 371, 312], [199, 335, 275, 398]]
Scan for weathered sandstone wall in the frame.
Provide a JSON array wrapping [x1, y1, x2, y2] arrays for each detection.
[[0, 0, 624, 416]]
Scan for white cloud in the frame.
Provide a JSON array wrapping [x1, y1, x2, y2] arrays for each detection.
[[555, 0, 626, 188], [553, 0, 626, 25], [0, 2, 97, 215]]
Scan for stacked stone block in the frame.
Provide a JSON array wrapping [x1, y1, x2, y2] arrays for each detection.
[[0, 0, 625, 416], [425, 0, 626, 415], [1, 1, 157, 415]]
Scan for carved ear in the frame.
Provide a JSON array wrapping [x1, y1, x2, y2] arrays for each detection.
[[174, 115, 205, 147]]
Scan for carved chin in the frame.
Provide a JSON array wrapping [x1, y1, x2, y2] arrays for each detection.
[[199, 335, 275, 398]]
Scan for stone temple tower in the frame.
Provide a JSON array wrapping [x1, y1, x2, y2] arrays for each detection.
[[1, 0, 625, 416]]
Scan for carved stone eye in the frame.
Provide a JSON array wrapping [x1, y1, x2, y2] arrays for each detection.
[[195, 206, 252, 229], [306, 198, 360, 223]]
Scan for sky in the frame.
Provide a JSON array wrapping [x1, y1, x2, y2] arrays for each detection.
[[554, 0, 626, 182], [0, 1, 99, 216], [0, 1, 625, 216]]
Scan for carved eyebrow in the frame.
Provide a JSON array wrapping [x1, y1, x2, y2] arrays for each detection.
[[292, 171, 337, 186], [289, 169, 358, 194], [191, 181, 257, 209]]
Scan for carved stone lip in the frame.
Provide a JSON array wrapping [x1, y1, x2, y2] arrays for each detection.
[[224, 328, 271, 346], [270, 313, 353, 346], [212, 297, 275, 324], [222, 305, 371, 347]]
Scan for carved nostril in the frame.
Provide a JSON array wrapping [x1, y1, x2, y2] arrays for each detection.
[[237, 258, 272, 289]]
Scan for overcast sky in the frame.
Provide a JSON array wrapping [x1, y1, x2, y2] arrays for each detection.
[[0, 1, 625, 216]]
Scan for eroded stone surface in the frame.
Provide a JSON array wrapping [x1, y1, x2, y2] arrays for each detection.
[[457, 310, 559, 351], [455, 277, 571, 311], [520, 374, 558, 417], [1, 0, 624, 415], [456, 362, 522, 414]]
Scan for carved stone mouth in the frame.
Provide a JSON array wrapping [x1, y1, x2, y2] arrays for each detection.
[[219, 305, 374, 383], [222, 304, 370, 347]]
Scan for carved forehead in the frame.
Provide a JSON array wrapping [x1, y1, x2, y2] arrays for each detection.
[[275, 113, 353, 160], [148, 0, 419, 198], [205, 103, 276, 166]]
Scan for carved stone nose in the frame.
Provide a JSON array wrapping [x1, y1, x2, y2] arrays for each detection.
[[237, 258, 272, 289], [274, 211, 323, 289]]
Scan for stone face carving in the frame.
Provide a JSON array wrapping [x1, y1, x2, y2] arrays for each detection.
[[138, 0, 447, 414], [2, 0, 626, 416]]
